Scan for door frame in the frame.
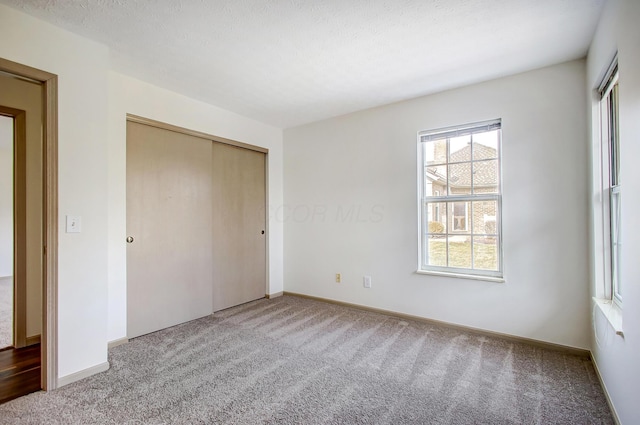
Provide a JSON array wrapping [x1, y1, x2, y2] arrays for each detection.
[[126, 114, 268, 154], [0, 57, 58, 391]]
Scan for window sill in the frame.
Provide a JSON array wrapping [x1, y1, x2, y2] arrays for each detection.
[[593, 297, 623, 336], [416, 269, 504, 283]]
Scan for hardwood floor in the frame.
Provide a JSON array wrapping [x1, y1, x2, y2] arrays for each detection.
[[0, 344, 41, 404]]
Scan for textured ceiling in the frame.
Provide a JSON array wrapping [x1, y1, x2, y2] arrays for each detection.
[[1, 0, 605, 128]]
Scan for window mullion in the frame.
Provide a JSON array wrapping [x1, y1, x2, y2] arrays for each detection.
[[446, 137, 450, 196], [470, 133, 474, 195], [470, 202, 475, 268], [445, 201, 449, 268], [426, 194, 498, 203]]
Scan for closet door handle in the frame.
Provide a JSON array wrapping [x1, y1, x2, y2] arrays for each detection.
[[126, 236, 134, 243], [261, 230, 265, 235]]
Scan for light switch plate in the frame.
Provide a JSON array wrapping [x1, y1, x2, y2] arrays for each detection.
[[66, 215, 81, 233]]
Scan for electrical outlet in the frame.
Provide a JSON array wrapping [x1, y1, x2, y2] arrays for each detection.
[[336, 273, 341, 283], [364, 275, 371, 288]]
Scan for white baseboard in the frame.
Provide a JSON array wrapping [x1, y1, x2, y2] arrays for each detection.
[[57, 362, 109, 388], [284, 292, 591, 357], [266, 291, 283, 299], [108, 337, 128, 350], [591, 354, 621, 425]]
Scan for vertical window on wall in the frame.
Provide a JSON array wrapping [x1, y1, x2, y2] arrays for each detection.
[[600, 62, 622, 306], [418, 119, 502, 279]]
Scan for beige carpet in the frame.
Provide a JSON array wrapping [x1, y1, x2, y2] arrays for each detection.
[[0, 277, 11, 349], [0, 295, 613, 424]]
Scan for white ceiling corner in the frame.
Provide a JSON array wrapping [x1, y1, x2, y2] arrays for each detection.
[[1, 0, 606, 128]]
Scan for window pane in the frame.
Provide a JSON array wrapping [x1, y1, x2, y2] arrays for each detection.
[[425, 202, 447, 233], [610, 83, 620, 186], [473, 236, 499, 271], [473, 130, 499, 160], [427, 236, 447, 267], [472, 200, 498, 235], [472, 160, 499, 194], [448, 163, 471, 195], [424, 165, 447, 196], [425, 139, 447, 165], [449, 135, 471, 162], [449, 201, 470, 233], [448, 235, 471, 268]]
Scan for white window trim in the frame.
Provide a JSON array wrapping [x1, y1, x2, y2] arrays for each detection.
[[592, 56, 623, 336], [416, 119, 503, 280], [598, 62, 622, 308], [416, 269, 505, 283], [593, 297, 623, 337]]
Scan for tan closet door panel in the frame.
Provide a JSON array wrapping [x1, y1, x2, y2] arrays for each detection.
[[127, 122, 214, 338], [212, 143, 266, 311]]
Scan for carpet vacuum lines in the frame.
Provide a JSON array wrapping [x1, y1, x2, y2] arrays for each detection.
[[0, 295, 614, 424]]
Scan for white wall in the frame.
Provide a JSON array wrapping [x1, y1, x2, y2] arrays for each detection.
[[0, 116, 12, 277], [587, 0, 640, 423], [0, 4, 110, 379], [106, 73, 284, 342], [284, 60, 590, 349]]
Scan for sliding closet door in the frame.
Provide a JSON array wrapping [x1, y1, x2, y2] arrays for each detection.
[[212, 143, 266, 311], [126, 122, 214, 338]]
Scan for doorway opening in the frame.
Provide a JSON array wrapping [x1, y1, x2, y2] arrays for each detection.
[[0, 114, 13, 349], [0, 58, 58, 399]]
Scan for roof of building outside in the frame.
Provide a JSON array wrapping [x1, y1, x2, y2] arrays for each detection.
[[427, 143, 498, 188]]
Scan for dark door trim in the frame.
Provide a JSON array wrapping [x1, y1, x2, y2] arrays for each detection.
[[0, 57, 58, 391]]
